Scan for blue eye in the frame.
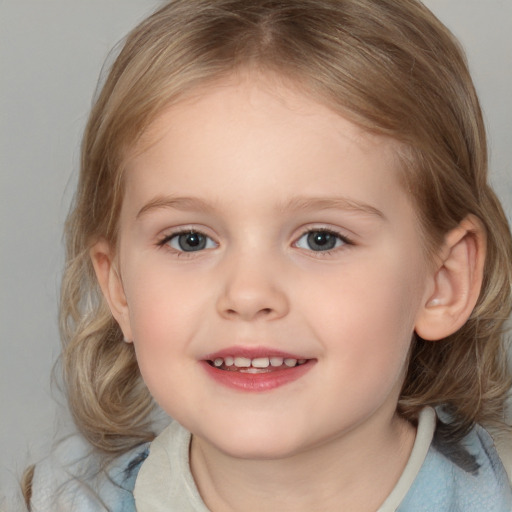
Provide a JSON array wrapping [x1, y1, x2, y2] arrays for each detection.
[[166, 231, 216, 252], [295, 230, 346, 252]]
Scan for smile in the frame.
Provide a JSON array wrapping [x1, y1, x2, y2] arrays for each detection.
[[201, 349, 315, 392], [207, 356, 308, 373]]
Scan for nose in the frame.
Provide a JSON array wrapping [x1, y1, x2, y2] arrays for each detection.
[[215, 253, 290, 322]]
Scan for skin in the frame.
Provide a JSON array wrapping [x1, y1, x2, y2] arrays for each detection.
[[92, 73, 485, 511]]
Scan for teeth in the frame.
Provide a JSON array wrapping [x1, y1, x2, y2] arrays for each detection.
[[234, 357, 251, 368], [252, 357, 270, 368], [242, 367, 265, 374], [210, 356, 307, 369]]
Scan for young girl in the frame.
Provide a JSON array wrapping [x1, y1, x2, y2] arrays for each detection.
[[24, 0, 512, 510]]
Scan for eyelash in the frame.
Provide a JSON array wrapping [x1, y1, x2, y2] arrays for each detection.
[[156, 227, 354, 256], [156, 229, 217, 256], [294, 228, 354, 256]]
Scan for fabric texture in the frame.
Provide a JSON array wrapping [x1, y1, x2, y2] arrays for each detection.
[[30, 435, 147, 512], [133, 421, 210, 511], [396, 420, 512, 511], [31, 410, 512, 511]]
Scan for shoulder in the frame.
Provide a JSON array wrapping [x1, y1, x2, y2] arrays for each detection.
[[399, 422, 512, 512], [30, 434, 149, 512]]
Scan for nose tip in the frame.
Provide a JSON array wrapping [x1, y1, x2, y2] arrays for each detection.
[[216, 268, 289, 322]]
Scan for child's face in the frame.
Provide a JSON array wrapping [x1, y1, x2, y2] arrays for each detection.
[[106, 74, 434, 459]]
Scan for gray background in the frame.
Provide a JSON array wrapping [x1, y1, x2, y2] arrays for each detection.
[[1, 0, 511, 505]]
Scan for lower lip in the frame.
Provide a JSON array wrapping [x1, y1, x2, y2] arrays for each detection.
[[200, 360, 315, 392]]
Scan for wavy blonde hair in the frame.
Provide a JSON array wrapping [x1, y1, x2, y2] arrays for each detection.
[[54, 0, 512, 464]]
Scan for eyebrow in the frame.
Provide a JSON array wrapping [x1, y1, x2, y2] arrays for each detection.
[[281, 196, 386, 220], [136, 196, 217, 218], [136, 195, 386, 220]]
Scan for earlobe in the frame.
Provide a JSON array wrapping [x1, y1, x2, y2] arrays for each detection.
[[90, 239, 133, 342], [415, 215, 486, 341]]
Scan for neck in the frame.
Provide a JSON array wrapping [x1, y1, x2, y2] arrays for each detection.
[[190, 411, 415, 512]]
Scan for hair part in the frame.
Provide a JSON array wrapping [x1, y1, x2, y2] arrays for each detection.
[[60, 0, 512, 457]]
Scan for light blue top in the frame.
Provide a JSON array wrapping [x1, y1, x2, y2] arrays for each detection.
[[31, 413, 512, 511], [397, 422, 512, 511]]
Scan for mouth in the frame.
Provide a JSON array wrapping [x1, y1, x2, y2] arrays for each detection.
[[201, 349, 315, 391], [207, 356, 309, 373]]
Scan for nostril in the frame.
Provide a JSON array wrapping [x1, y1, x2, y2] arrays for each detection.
[[225, 307, 273, 317], [217, 289, 289, 320]]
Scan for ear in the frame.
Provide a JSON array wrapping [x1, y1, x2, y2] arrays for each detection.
[[90, 238, 133, 342], [415, 215, 486, 341]]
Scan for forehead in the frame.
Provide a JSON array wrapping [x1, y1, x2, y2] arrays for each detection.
[[129, 71, 399, 162], [121, 73, 411, 220]]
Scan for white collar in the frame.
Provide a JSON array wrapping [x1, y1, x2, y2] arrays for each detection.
[[134, 420, 209, 511], [134, 408, 436, 512], [377, 407, 436, 511]]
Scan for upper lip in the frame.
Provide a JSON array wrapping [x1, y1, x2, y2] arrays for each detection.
[[203, 346, 311, 361]]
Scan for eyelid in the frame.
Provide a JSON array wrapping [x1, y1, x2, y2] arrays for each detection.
[[293, 226, 354, 252], [156, 227, 218, 252], [155, 225, 354, 255]]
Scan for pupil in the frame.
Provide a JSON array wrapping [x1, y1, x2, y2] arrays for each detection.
[[307, 231, 336, 251], [179, 232, 206, 251]]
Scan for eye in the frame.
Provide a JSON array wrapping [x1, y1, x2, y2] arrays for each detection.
[[295, 230, 348, 252], [165, 230, 217, 252]]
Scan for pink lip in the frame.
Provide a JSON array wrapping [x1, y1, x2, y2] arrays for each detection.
[[203, 346, 308, 361], [200, 346, 316, 392]]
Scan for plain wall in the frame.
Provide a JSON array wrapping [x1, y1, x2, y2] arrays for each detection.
[[1, 0, 511, 505]]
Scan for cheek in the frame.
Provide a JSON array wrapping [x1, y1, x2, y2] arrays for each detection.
[[124, 267, 203, 411], [300, 258, 423, 383], [121, 267, 207, 394], [307, 258, 421, 333], [123, 258, 207, 335]]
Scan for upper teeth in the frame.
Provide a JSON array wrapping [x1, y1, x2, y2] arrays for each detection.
[[212, 356, 307, 368]]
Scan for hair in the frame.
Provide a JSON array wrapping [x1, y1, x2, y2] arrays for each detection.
[[23, 2, 512, 503]]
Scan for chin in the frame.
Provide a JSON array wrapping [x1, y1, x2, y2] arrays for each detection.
[[197, 419, 313, 461]]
